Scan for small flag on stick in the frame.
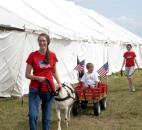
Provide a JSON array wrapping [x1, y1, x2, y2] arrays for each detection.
[[97, 62, 109, 77], [74, 59, 85, 72]]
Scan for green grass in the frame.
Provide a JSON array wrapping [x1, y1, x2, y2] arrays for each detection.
[[0, 70, 142, 130]]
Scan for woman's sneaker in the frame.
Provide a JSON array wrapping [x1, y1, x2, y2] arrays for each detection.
[[132, 87, 135, 92]]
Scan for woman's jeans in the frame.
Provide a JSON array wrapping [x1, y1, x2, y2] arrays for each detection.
[[28, 88, 54, 130]]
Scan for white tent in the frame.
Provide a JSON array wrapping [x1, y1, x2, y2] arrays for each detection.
[[0, 0, 142, 97]]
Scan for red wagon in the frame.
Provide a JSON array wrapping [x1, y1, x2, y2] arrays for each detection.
[[72, 82, 108, 116]]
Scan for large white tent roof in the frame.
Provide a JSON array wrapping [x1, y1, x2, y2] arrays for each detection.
[[0, 0, 142, 97], [0, 0, 142, 43]]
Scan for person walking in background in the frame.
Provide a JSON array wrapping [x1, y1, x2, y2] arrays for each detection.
[[25, 33, 62, 130], [121, 44, 139, 92]]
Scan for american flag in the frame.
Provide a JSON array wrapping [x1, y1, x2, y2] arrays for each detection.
[[74, 60, 85, 72], [97, 62, 109, 77]]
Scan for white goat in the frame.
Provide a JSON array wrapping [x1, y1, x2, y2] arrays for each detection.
[[55, 83, 76, 130]]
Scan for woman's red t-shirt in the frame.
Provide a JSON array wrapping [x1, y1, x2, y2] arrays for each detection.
[[26, 51, 58, 92], [123, 51, 136, 67]]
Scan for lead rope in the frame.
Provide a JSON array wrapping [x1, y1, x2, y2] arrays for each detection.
[[38, 79, 57, 102]]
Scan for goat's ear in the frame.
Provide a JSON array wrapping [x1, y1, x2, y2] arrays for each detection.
[[71, 83, 76, 88], [70, 83, 74, 86]]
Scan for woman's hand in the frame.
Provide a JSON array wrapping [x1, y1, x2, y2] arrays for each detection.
[[120, 69, 123, 76], [58, 83, 62, 91], [37, 76, 46, 82]]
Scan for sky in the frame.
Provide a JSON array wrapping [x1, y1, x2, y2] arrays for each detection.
[[68, 0, 142, 37]]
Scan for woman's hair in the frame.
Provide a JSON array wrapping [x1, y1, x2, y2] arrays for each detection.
[[126, 44, 132, 48], [38, 33, 50, 64], [86, 63, 94, 69]]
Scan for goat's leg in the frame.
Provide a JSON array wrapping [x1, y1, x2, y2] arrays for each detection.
[[56, 108, 61, 130], [65, 107, 69, 128], [68, 105, 72, 122]]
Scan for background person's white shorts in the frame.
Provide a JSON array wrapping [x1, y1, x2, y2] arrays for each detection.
[[125, 66, 135, 79]]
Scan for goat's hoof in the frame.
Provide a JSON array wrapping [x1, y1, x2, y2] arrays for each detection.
[[67, 123, 69, 128]]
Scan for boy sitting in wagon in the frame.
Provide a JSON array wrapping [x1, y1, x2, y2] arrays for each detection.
[[81, 63, 99, 88]]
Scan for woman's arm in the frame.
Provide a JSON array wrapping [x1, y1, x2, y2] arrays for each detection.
[[121, 58, 126, 70], [52, 64, 62, 88], [134, 58, 139, 68], [25, 64, 45, 82]]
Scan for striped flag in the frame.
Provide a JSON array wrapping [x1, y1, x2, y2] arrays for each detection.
[[97, 62, 109, 77], [74, 59, 85, 72]]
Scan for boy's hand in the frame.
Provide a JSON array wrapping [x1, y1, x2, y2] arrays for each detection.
[[90, 85, 95, 88], [84, 84, 88, 87]]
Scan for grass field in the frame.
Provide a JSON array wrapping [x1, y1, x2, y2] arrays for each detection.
[[0, 70, 142, 130]]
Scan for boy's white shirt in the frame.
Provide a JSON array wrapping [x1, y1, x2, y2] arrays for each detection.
[[81, 71, 99, 85]]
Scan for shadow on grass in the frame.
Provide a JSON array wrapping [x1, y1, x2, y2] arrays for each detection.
[[16, 118, 60, 130], [17, 120, 44, 130], [109, 88, 128, 93], [16, 120, 29, 130]]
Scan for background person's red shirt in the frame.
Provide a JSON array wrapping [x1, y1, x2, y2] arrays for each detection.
[[26, 51, 58, 92], [123, 51, 136, 67]]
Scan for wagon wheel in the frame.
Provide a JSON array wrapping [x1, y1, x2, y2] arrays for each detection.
[[72, 101, 80, 116], [81, 101, 88, 109], [93, 102, 101, 116], [100, 97, 107, 110]]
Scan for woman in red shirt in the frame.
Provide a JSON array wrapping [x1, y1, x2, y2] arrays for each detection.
[[121, 44, 139, 92], [25, 33, 62, 130]]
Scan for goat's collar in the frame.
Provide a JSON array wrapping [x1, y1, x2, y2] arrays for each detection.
[[55, 83, 75, 101]]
